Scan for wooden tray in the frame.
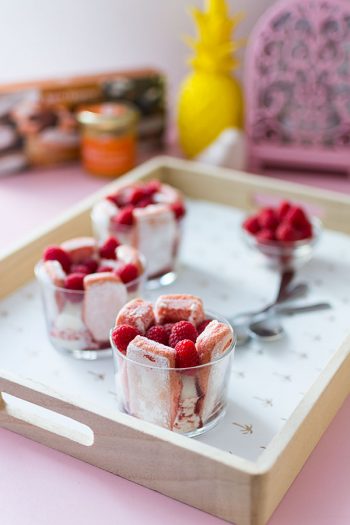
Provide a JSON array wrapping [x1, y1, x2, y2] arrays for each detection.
[[0, 156, 349, 525]]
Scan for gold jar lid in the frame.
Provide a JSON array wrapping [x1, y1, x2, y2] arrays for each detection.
[[77, 102, 138, 132]]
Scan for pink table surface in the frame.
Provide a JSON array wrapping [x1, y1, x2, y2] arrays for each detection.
[[0, 158, 349, 525]]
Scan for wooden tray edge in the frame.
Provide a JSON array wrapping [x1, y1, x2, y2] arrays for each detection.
[[1, 156, 350, 525]]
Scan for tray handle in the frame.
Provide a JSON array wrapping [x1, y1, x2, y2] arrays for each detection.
[[0, 373, 101, 455]]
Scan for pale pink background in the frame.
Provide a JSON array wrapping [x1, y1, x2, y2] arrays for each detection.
[[0, 0, 349, 522], [0, 0, 273, 108]]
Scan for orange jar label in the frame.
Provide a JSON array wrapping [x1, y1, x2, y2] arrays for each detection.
[[81, 133, 136, 177]]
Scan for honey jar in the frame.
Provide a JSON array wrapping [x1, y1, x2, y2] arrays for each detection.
[[77, 103, 138, 177]]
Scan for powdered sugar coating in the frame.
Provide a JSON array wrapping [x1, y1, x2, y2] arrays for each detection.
[[133, 205, 177, 277], [125, 335, 181, 429], [196, 320, 233, 363], [116, 298, 155, 335], [83, 272, 127, 342], [155, 294, 205, 326]]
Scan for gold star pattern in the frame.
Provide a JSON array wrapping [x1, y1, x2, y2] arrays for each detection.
[[88, 371, 105, 381], [274, 372, 292, 382], [232, 422, 253, 435], [253, 396, 273, 407]]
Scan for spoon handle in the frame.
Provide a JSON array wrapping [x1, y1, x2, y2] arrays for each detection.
[[276, 302, 331, 316]]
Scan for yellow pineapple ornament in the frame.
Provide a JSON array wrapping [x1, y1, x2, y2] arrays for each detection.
[[177, 0, 244, 158]]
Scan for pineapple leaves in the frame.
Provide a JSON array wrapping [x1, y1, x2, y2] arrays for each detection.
[[184, 0, 244, 74]]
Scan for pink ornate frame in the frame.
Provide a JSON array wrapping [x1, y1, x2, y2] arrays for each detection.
[[245, 0, 350, 176]]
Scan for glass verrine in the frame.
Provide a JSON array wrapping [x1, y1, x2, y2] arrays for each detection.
[[35, 258, 146, 360], [91, 199, 184, 288], [111, 311, 235, 437]]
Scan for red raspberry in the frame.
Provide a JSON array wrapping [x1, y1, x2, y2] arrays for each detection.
[[175, 340, 200, 368], [70, 263, 90, 275], [111, 324, 139, 354], [129, 187, 146, 205], [71, 258, 98, 275], [285, 206, 309, 229], [136, 196, 154, 208], [162, 323, 175, 339], [257, 229, 276, 243], [99, 236, 120, 260], [43, 246, 71, 273], [106, 194, 119, 206], [83, 258, 98, 273], [297, 222, 313, 240], [171, 201, 186, 220], [146, 325, 169, 345], [116, 263, 139, 284], [113, 206, 134, 226], [197, 319, 211, 335], [64, 272, 85, 291], [144, 180, 161, 196], [276, 223, 298, 242], [243, 215, 260, 235], [277, 200, 291, 220], [169, 321, 198, 348], [258, 208, 278, 230]]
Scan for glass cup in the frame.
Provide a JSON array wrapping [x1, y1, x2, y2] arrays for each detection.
[[111, 312, 235, 437], [91, 206, 183, 288], [241, 217, 322, 271], [35, 260, 146, 360]]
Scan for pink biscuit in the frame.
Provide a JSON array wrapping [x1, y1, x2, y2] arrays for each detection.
[[41, 260, 66, 287], [61, 237, 97, 263], [155, 294, 205, 326], [196, 320, 233, 364], [83, 272, 127, 343], [196, 320, 233, 423], [125, 335, 181, 429], [132, 205, 177, 278], [115, 298, 155, 335], [116, 245, 144, 274]]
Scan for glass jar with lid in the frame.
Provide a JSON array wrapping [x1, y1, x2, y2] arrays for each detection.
[[77, 102, 138, 177]]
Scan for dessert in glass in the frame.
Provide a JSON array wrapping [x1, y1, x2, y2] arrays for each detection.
[[242, 200, 321, 270], [91, 179, 186, 287], [111, 294, 235, 436], [35, 235, 146, 359]]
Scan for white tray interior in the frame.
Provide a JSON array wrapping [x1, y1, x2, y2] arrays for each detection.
[[1, 199, 349, 461]]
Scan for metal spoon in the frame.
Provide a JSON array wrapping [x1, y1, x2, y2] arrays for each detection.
[[231, 271, 308, 346], [248, 302, 332, 342], [231, 282, 308, 327]]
